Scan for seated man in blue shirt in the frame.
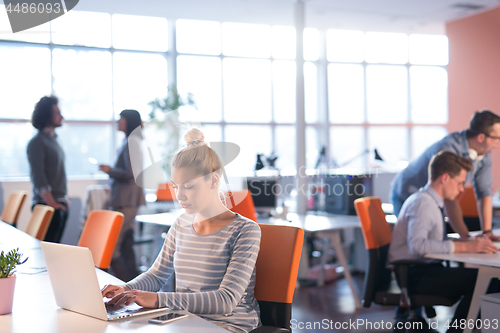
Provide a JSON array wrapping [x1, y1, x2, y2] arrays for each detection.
[[389, 150, 498, 332], [390, 110, 500, 239]]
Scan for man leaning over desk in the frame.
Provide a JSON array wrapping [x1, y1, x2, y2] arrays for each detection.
[[390, 110, 500, 240], [389, 151, 498, 332]]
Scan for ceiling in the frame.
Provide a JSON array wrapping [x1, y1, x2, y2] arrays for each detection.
[[75, 0, 500, 34], [2, 0, 500, 34]]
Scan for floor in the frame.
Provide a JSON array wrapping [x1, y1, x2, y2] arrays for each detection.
[[291, 273, 457, 333]]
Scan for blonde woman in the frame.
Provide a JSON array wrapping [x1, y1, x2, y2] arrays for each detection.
[[102, 128, 261, 333]]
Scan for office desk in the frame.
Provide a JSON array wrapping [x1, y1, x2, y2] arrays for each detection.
[[136, 211, 362, 309], [425, 229, 500, 333], [268, 213, 362, 309], [136, 210, 183, 227], [0, 222, 229, 333]]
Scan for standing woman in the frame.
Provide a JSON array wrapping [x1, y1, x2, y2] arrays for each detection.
[[102, 128, 262, 333], [99, 109, 146, 281]]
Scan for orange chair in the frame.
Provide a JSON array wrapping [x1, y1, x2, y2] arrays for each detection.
[[455, 186, 482, 231], [156, 183, 175, 201], [354, 197, 458, 318], [78, 210, 124, 270], [251, 224, 304, 332], [224, 190, 257, 222], [24, 204, 55, 240], [457, 186, 479, 217], [1, 190, 28, 226]]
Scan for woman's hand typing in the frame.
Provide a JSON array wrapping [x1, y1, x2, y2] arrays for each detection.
[[105, 289, 159, 309], [101, 284, 128, 299]]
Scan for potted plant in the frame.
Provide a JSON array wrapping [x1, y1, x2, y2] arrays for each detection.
[[0, 248, 27, 315], [148, 84, 196, 178]]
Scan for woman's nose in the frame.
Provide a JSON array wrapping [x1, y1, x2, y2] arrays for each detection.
[[176, 189, 186, 201]]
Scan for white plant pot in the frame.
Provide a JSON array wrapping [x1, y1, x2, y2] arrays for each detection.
[[0, 275, 16, 315]]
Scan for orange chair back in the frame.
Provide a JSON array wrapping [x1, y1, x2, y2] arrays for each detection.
[[458, 187, 479, 218], [1, 190, 28, 225], [354, 197, 392, 250], [224, 190, 257, 222], [25, 204, 55, 240], [254, 224, 304, 303], [156, 183, 175, 201], [78, 210, 124, 269]]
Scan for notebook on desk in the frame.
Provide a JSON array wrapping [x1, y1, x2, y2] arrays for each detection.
[[41, 242, 168, 321]]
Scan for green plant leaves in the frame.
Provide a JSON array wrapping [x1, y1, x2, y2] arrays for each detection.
[[0, 248, 28, 278]]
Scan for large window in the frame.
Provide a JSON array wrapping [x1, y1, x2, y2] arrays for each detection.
[[0, 8, 449, 179], [0, 8, 169, 178], [326, 30, 448, 169]]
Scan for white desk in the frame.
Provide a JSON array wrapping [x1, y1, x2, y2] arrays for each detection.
[[0, 222, 228, 333], [425, 229, 500, 333], [136, 210, 183, 227], [267, 213, 362, 309]]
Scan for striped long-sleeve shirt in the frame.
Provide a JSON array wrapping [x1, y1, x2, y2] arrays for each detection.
[[126, 213, 262, 333]]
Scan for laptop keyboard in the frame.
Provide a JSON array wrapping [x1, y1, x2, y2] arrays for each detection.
[[105, 302, 134, 316]]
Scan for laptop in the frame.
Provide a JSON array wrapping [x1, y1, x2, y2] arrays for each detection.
[[41, 241, 168, 321]]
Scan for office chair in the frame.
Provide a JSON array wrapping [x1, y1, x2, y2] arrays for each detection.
[[1, 190, 28, 226], [224, 190, 258, 222], [156, 183, 175, 201], [78, 210, 124, 270], [354, 197, 459, 327], [251, 224, 304, 333], [24, 204, 55, 240], [455, 186, 481, 232]]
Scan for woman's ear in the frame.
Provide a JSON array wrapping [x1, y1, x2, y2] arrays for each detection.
[[211, 173, 220, 189]]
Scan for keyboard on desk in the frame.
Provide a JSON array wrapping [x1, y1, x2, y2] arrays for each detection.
[[105, 302, 132, 315], [105, 302, 146, 317]]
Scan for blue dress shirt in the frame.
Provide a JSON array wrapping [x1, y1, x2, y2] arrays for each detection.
[[388, 184, 455, 264], [390, 130, 493, 206]]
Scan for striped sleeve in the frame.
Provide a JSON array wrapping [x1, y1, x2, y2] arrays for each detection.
[[125, 219, 177, 291], [160, 220, 261, 315]]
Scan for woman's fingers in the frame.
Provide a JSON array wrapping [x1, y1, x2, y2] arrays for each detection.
[[107, 291, 158, 308], [101, 284, 124, 298], [107, 293, 125, 306]]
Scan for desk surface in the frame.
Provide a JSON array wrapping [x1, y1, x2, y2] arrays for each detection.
[[136, 210, 184, 227], [0, 222, 228, 333], [136, 210, 360, 233], [268, 213, 359, 233], [425, 252, 500, 267], [425, 229, 500, 267]]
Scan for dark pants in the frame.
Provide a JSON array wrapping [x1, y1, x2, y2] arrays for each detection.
[[109, 206, 139, 281], [34, 203, 68, 243], [409, 264, 479, 333], [110, 228, 139, 281]]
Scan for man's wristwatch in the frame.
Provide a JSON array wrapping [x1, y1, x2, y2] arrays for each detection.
[[482, 229, 492, 236]]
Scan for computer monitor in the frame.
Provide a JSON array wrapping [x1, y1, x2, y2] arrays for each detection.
[[246, 177, 279, 216]]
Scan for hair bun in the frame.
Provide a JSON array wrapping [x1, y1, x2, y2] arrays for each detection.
[[185, 127, 206, 147]]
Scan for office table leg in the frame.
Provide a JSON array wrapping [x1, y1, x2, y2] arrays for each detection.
[[464, 265, 500, 333], [317, 236, 329, 287], [318, 231, 361, 309]]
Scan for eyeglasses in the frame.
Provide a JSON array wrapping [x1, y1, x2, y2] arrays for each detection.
[[450, 176, 466, 187], [485, 133, 500, 140]]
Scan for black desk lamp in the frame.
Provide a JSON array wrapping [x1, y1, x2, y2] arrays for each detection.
[[255, 154, 265, 171], [337, 148, 383, 168]]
